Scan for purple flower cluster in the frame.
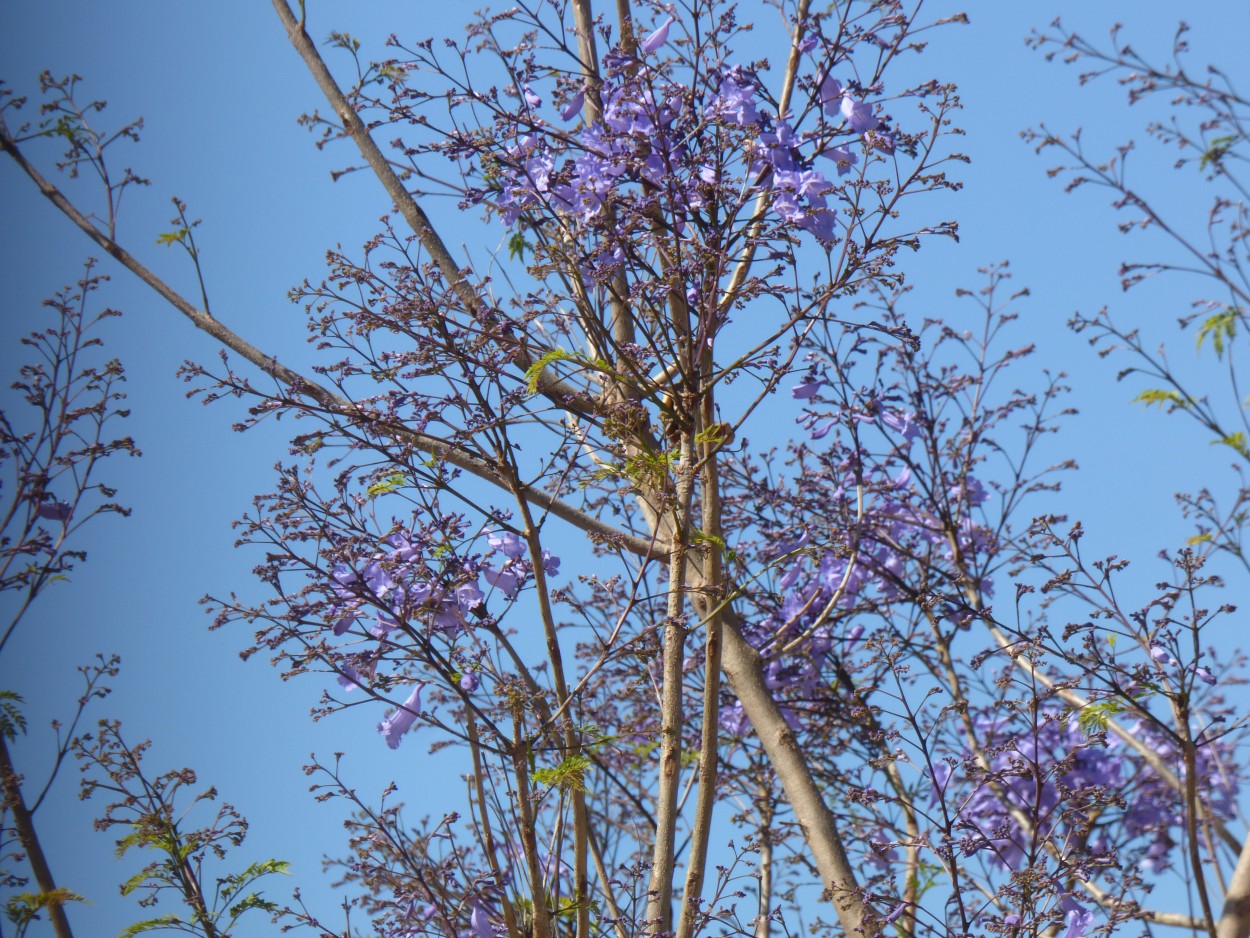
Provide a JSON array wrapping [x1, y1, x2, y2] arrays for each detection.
[[488, 51, 894, 255], [319, 525, 559, 749], [947, 711, 1237, 873]]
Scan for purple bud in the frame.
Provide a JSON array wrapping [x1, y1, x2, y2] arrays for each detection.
[[560, 89, 585, 122], [35, 499, 72, 522], [1150, 645, 1175, 667], [1192, 665, 1217, 685], [641, 15, 675, 54], [882, 903, 909, 925]]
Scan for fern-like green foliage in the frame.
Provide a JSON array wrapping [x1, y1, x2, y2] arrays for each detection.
[[1211, 431, 1250, 460], [1198, 134, 1238, 171], [532, 754, 593, 793], [1195, 308, 1239, 358], [367, 471, 406, 498], [1075, 699, 1128, 736], [1132, 388, 1188, 409], [0, 690, 26, 741]]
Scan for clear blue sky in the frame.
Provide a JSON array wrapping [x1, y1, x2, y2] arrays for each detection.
[[1, 2, 1246, 935]]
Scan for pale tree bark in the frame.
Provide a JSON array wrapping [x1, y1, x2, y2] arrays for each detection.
[[1218, 831, 1250, 938], [0, 736, 76, 938]]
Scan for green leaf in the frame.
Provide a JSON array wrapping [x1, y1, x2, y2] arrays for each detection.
[[532, 754, 592, 792], [1211, 432, 1250, 460], [1075, 700, 1126, 736], [155, 229, 188, 247], [524, 347, 576, 395], [508, 231, 531, 261], [0, 690, 26, 740], [1199, 134, 1238, 170], [1132, 388, 1187, 409], [1187, 532, 1213, 546], [118, 913, 186, 938], [367, 472, 406, 498], [227, 893, 280, 919], [1195, 308, 1238, 358], [522, 346, 613, 396]]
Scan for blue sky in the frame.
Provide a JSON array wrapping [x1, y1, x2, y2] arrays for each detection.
[[1, 2, 1247, 935]]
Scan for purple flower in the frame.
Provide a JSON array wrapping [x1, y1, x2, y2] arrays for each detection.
[[35, 498, 72, 522], [460, 670, 480, 693], [792, 376, 828, 399], [949, 476, 988, 507], [470, 902, 493, 938], [541, 549, 561, 576], [712, 76, 760, 127], [522, 84, 542, 109], [377, 684, 424, 749], [641, 15, 676, 54], [720, 700, 750, 735], [843, 623, 865, 655], [560, 89, 585, 122], [336, 664, 366, 692], [819, 144, 858, 176], [1192, 665, 1217, 685], [881, 410, 920, 441], [481, 563, 520, 599], [819, 75, 843, 114], [456, 582, 485, 615], [1058, 897, 1095, 938], [487, 530, 527, 559], [840, 95, 880, 133], [1150, 645, 1176, 667]]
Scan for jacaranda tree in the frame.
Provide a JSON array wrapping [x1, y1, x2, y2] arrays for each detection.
[[1, 3, 1247, 938]]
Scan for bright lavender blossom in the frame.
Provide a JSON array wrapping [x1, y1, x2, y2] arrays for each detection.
[[487, 530, 527, 559], [819, 144, 858, 176], [336, 664, 366, 692], [711, 76, 760, 127], [377, 684, 424, 749], [840, 95, 880, 133], [641, 16, 676, 54], [560, 89, 585, 122], [880, 410, 920, 441], [481, 562, 520, 599], [819, 75, 843, 114], [468, 903, 492, 938], [1059, 895, 1095, 938], [792, 375, 828, 399]]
